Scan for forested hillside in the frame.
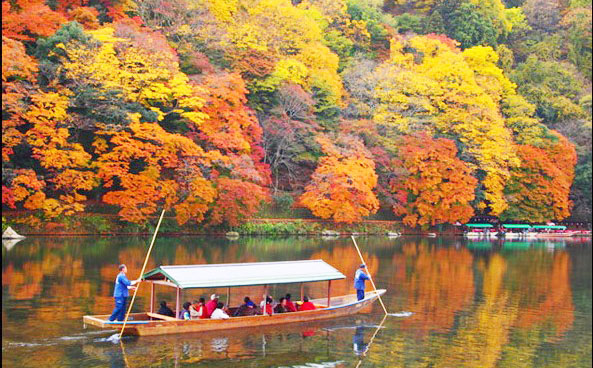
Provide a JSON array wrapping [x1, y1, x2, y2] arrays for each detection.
[[2, 0, 591, 229]]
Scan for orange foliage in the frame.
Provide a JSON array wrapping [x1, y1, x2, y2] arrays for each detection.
[[67, 6, 100, 29], [10, 169, 45, 204], [196, 73, 263, 154], [2, 40, 95, 217], [97, 121, 218, 224], [391, 133, 477, 227], [209, 177, 270, 227], [2, 0, 66, 41], [227, 48, 277, 78], [299, 134, 379, 223], [2, 36, 38, 162], [1, 36, 38, 81], [503, 132, 577, 221]]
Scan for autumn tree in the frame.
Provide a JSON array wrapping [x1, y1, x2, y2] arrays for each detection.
[[261, 83, 320, 192], [96, 120, 218, 224], [2, 36, 38, 163], [561, 6, 592, 79], [391, 134, 478, 227], [374, 35, 519, 216], [194, 72, 272, 226], [3, 34, 96, 218], [2, 0, 66, 42], [299, 134, 379, 223], [501, 132, 577, 222], [208, 178, 270, 227]]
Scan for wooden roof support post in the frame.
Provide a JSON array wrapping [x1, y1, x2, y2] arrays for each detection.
[[227, 287, 231, 307], [263, 284, 268, 316], [175, 286, 180, 319], [150, 282, 155, 314], [300, 283, 304, 301], [327, 280, 332, 308]]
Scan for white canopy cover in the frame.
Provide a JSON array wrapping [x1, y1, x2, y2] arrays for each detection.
[[142, 260, 346, 289]]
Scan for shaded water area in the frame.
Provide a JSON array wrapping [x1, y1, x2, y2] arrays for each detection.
[[2, 235, 591, 367]]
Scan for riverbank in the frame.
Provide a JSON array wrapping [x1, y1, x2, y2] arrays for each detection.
[[2, 212, 441, 236]]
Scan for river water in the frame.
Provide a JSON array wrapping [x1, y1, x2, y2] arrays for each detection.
[[2, 235, 591, 367]]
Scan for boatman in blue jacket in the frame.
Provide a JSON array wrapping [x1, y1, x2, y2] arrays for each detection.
[[109, 264, 140, 321], [354, 264, 371, 301]]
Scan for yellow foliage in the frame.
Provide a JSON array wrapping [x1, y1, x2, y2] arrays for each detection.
[[375, 35, 520, 215], [262, 58, 309, 90], [207, 0, 343, 105], [60, 27, 208, 127], [206, 0, 238, 22], [296, 43, 343, 106]]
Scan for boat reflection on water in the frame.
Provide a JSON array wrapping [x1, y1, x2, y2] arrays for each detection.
[[82, 315, 380, 367], [2, 237, 24, 251], [464, 236, 590, 252]]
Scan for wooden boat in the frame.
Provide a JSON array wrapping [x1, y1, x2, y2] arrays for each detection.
[[463, 224, 496, 238], [83, 260, 387, 336], [530, 225, 578, 238], [496, 224, 537, 239]]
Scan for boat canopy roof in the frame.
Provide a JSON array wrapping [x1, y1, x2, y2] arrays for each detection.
[[465, 223, 494, 228], [142, 260, 346, 289], [502, 224, 531, 229], [532, 225, 567, 230]]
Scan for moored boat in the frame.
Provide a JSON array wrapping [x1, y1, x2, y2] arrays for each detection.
[[463, 223, 496, 238], [83, 260, 386, 336], [530, 225, 577, 238], [497, 224, 537, 239], [497, 224, 582, 238]]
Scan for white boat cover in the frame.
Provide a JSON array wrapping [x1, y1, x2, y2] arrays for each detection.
[[142, 259, 346, 289]]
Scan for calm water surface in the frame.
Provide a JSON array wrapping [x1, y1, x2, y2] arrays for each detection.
[[2, 236, 591, 367]]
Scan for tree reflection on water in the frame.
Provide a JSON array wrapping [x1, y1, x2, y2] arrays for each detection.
[[2, 236, 590, 367]]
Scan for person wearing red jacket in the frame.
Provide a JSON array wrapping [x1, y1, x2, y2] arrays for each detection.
[[285, 293, 297, 312], [298, 296, 316, 311], [204, 294, 218, 318], [260, 296, 273, 315]]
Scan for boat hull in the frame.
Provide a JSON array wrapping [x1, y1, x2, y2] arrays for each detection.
[[464, 231, 495, 238], [83, 290, 386, 336]]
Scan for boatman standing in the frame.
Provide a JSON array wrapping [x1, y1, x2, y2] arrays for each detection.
[[109, 264, 140, 321], [354, 264, 370, 301]]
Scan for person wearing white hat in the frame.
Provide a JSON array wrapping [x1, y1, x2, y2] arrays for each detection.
[[205, 293, 219, 318]]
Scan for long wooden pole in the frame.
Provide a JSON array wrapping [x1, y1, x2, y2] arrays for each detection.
[[351, 236, 389, 315], [119, 209, 166, 339], [354, 314, 388, 367]]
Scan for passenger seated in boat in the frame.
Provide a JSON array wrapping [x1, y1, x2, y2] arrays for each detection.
[[285, 294, 297, 312], [298, 296, 316, 311], [180, 302, 192, 320], [157, 300, 175, 317], [273, 297, 287, 313], [205, 294, 218, 318], [190, 298, 206, 319], [243, 296, 256, 308], [210, 302, 230, 320], [234, 297, 258, 317], [264, 296, 273, 315]]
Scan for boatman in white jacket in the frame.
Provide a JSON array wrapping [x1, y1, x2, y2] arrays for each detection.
[[354, 264, 371, 301]]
